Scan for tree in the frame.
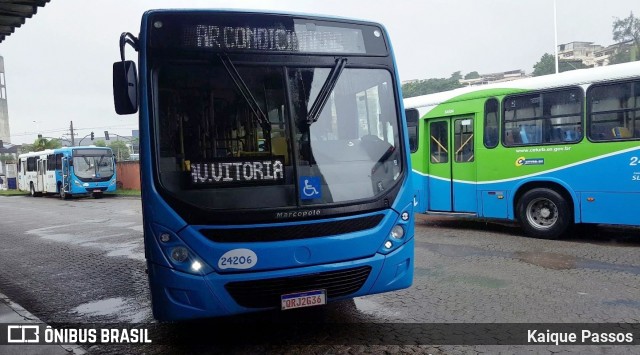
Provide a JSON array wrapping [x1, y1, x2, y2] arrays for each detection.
[[612, 11, 640, 62], [109, 140, 130, 160], [532, 53, 556, 76], [464, 71, 480, 80], [30, 137, 62, 152], [20, 144, 33, 153], [402, 71, 464, 98], [0, 153, 14, 163], [532, 53, 587, 77], [559, 59, 587, 72], [94, 139, 107, 147], [608, 47, 634, 65]]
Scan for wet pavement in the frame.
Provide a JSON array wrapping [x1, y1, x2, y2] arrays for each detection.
[[0, 196, 639, 354]]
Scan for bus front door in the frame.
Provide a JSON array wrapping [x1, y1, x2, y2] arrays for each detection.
[[61, 157, 70, 195], [37, 160, 45, 193], [426, 116, 477, 213]]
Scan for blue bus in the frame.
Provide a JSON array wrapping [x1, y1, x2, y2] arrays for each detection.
[[113, 9, 414, 320], [18, 146, 117, 199]]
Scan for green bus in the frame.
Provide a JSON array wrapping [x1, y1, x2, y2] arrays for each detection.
[[405, 61, 640, 239]]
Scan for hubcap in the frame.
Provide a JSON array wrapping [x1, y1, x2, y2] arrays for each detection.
[[526, 197, 558, 230]]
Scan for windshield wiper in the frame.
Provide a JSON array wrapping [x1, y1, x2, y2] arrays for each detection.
[[218, 54, 271, 133], [306, 57, 347, 125]]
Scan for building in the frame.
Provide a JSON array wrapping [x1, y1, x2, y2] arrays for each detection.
[[459, 69, 528, 86], [557, 40, 638, 68], [557, 41, 604, 67], [0, 140, 19, 176], [593, 41, 636, 67], [0, 56, 9, 144]]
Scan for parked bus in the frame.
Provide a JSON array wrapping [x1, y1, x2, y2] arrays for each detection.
[[405, 61, 640, 239], [113, 9, 414, 320], [18, 146, 117, 199]]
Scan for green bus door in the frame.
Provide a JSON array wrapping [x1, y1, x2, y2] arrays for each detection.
[[427, 116, 477, 213]]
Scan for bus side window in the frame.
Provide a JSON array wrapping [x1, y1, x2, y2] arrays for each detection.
[[405, 108, 419, 152], [550, 97, 582, 143], [484, 98, 499, 148], [587, 81, 639, 141], [630, 88, 640, 138]]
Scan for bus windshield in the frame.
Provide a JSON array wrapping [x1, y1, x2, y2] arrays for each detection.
[[73, 150, 115, 181], [155, 62, 402, 210]]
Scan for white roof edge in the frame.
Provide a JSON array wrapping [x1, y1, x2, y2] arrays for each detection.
[[404, 61, 640, 109]]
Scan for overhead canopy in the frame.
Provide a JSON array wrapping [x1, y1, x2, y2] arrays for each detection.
[[0, 0, 50, 43]]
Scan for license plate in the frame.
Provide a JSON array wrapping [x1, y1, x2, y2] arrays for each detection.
[[93, 189, 101, 192], [281, 289, 326, 310]]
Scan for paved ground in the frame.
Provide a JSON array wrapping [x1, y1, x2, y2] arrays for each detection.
[[0, 195, 638, 354], [0, 292, 82, 355]]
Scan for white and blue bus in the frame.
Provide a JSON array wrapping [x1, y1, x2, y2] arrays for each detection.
[[113, 9, 415, 320], [18, 146, 117, 199]]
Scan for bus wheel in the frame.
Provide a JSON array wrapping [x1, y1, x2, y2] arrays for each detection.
[[516, 188, 571, 239], [60, 187, 70, 200]]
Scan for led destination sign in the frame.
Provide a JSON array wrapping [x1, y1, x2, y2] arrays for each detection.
[[185, 24, 366, 53], [190, 158, 284, 186], [149, 13, 388, 55]]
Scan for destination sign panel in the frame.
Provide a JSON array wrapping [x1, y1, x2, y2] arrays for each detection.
[[148, 12, 388, 55], [189, 157, 285, 187]]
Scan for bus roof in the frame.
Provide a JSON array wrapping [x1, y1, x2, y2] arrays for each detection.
[[18, 149, 54, 158], [404, 61, 640, 110], [18, 146, 112, 159], [142, 8, 383, 28]]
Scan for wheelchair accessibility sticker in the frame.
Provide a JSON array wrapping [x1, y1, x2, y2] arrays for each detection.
[[300, 176, 321, 200]]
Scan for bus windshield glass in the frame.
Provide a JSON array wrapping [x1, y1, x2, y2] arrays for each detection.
[[72, 149, 115, 181], [155, 63, 402, 210]]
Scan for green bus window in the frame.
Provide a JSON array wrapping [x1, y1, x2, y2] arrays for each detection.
[[503, 87, 582, 147], [588, 80, 640, 141], [430, 121, 448, 163], [484, 98, 499, 148], [454, 118, 474, 162]]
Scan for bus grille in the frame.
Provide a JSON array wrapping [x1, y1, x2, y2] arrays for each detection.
[[202, 214, 384, 243], [225, 266, 372, 308]]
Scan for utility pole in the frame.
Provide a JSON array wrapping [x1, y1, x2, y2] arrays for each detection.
[[70, 121, 75, 146], [553, 0, 559, 74]]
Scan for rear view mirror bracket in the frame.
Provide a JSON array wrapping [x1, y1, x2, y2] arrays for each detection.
[[113, 32, 140, 115]]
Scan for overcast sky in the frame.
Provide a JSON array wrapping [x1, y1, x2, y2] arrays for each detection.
[[1, 0, 638, 145]]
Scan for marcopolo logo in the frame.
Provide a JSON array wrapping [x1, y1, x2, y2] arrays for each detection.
[[515, 157, 545, 167]]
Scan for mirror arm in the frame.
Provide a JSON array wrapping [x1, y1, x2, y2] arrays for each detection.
[[119, 32, 139, 61]]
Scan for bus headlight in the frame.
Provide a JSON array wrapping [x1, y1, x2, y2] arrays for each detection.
[[153, 224, 214, 275], [159, 233, 171, 243], [191, 260, 203, 272], [170, 247, 189, 263], [390, 225, 405, 240]]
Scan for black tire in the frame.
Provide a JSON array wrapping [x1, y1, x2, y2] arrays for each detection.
[[516, 188, 572, 239], [60, 185, 70, 200]]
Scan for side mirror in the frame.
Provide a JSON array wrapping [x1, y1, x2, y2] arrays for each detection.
[[113, 60, 138, 115], [405, 108, 419, 126]]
